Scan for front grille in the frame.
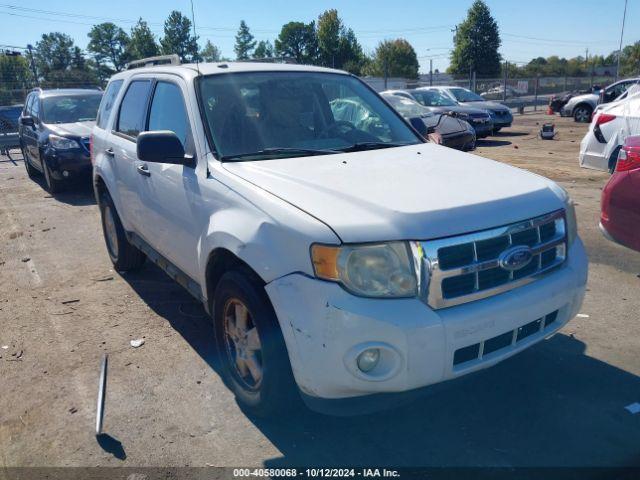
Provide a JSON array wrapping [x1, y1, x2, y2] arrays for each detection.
[[453, 309, 560, 367], [418, 210, 567, 309]]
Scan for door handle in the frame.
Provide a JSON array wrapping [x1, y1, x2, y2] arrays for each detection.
[[104, 148, 114, 157], [136, 164, 150, 177]]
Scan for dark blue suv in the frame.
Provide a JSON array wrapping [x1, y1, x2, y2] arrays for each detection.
[[19, 88, 102, 193]]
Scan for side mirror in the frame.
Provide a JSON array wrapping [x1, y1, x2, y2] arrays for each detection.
[[409, 117, 429, 137], [136, 131, 190, 165], [20, 116, 35, 127]]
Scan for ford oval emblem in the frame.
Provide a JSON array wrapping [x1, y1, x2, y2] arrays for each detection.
[[499, 246, 534, 271]]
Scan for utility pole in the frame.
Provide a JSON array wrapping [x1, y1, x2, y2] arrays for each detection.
[[502, 61, 508, 102], [429, 59, 433, 86], [615, 0, 628, 81], [26, 44, 38, 87]]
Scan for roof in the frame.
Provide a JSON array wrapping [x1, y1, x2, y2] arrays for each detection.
[[110, 61, 349, 82], [38, 88, 102, 98]]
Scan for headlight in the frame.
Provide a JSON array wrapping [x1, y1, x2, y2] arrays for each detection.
[[311, 242, 417, 298], [49, 134, 80, 150], [564, 196, 577, 246]]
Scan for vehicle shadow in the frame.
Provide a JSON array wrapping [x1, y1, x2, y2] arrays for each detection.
[[119, 265, 640, 468], [477, 139, 512, 148], [494, 131, 530, 137], [31, 172, 96, 206]]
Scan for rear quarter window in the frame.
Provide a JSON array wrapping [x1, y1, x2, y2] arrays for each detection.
[[96, 80, 124, 129]]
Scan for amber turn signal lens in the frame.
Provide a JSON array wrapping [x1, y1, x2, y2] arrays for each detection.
[[311, 244, 340, 280]]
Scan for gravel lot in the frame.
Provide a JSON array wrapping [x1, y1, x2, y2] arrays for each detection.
[[1, 112, 639, 469]]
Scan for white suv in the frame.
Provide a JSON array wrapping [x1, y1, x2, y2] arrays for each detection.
[[92, 57, 588, 416]]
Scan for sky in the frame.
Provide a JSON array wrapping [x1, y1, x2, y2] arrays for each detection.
[[0, 0, 638, 74]]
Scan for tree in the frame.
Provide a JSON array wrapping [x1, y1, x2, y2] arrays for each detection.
[[160, 10, 199, 62], [274, 21, 317, 64], [448, 0, 501, 77], [316, 10, 366, 73], [201, 40, 222, 62], [366, 39, 419, 79], [621, 41, 640, 76], [0, 54, 32, 103], [234, 21, 256, 60], [254, 40, 274, 59], [34, 32, 75, 76], [87, 22, 130, 72], [128, 18, 159, 60]]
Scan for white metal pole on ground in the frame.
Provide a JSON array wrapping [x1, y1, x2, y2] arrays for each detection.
[[430, 59, 433, 86], [616, 0, 628, 82]]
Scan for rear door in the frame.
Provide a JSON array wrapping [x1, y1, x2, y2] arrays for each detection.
[[110, 78, 154, 230], [134, 77, 201, 279]]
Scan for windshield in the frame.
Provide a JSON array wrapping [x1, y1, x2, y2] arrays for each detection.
[[381, 94, 433, 118], [412, 90, 457, 107], [198, 72, 421, 160], [42, 95, 102, 124], [449, 87, 485, 102]]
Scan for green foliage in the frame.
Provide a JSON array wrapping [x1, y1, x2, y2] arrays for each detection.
[[0, 55, 32, 99], [316, 10, 366, 74], [365, 39, 419, 79], [87, 22, 130, 73], [234, 21, 256, 60], [201, 40, 222, 62], [254, 40, 275, 59], [160, 11, 199, 62], [620, 41, 640, 76], [35, 32, 76, 76], [275, 22, 317, 64], [128, 18, 159, 60], [449, 0, 501, 76]]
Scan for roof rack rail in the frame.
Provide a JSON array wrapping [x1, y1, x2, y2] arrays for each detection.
[[126, 54, 180, 70]]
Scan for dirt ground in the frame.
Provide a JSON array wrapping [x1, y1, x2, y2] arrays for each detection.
[[1, 112, 639, 469]]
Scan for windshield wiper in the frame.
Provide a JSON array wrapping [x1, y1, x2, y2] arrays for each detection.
[[338, 142, 412, 153], [221, 147, 339, 161]]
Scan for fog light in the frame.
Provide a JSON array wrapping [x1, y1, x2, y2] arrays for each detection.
[[357, 348, 380, 373], [62, 170, 69, 178]]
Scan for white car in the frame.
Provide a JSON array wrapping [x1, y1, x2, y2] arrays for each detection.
[[579, 89, 640, 172], [92, 57, 587, 416]]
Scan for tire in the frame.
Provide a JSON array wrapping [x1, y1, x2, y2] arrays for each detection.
[[573, 105, 593, 123], [42, 157, 65, 194], [98, 191, 146, 272], [493, 127, 502, 133], [213, 270, 298, 417], [21, 146, 39, 179]]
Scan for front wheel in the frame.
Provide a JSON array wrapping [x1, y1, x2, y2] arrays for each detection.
[[42, 158, 65, 193], [213, 270, 298, 417], [21, 147, 39, 179]]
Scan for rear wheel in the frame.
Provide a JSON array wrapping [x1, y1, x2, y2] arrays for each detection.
[[574, 105, 593, 123], [213, 270, 298, 417], [98, 191, 146, 272]]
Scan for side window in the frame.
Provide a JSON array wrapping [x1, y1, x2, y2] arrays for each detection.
[[24, 94, 34, 115], [148, 82, 191, 147], [31, 97, 40, 120], [116, 80, 152, 139], [96, 79, 123, 129]]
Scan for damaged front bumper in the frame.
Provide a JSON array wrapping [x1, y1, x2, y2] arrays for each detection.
[[265, 239, 588, 415]]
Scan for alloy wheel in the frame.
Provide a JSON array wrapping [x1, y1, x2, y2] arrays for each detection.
[[223, 298, 263, 391]]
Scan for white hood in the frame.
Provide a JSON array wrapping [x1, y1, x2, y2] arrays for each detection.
[[222, 143, 565, 243]]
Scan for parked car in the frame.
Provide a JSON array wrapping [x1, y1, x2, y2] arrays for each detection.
[[480, 85, 524, 99], [417, 86, 513, 132], [383, 89, 493, 138], [579, 90, 640, 172], [19, 88, 103, 193], [548, 86, 602, 114], [0, 104, 22, 155], [561, 78, 640, 122], [92, 58, 587, 416], [379, 93, 476, 150], [600, 135, 640, 252]]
